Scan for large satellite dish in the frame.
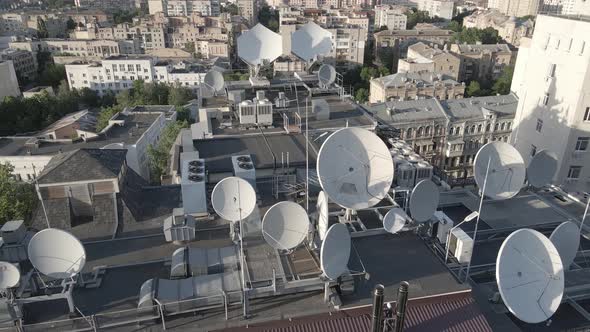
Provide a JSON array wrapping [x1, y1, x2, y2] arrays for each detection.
[[28, 229, 86, 279], [318, 64, 336, 87], [211, 177, 257, 222], [527, 150, 558, 188], [262, 201, 310, 250], [317, 128, 394, 210], [549, 221, 580, 269], [474, 142, 525, 200], [383, 208, 407, 234], [204, 70, 225, 93], [317, 191, 329, 240], [496, 229, 564, 324], [0, 262, 20, 289], [237, 23, 283, 66], [291, 22, 333, 62], [409, 179, 439, 223], [320, 223, 351, 280]]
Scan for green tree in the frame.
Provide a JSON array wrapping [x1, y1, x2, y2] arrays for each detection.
[[448, 20, 462, 32], [113, 9, 140, 24], [0, 163, 37, 224], [39, 64, 66, 87], [466, 81, 483, 97], [78, 87, 100, 107], [406, 8, 445, 29], [451, 27, 502, 44], [66, 18, 77, 31], [355, 88, 369, 103], [222, 3, 239, 15], [360, 66, 378, 82], [258, 5, 279, 32], [168, 86, 194, 106], [96, 105, 122, 132], [36, 17, 49, 38], [492, 66, 514, 95], [147, 120, 189, 184]]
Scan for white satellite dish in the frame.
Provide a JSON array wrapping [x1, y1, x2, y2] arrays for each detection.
[[291, 22, 333, 62], [527, 150, 558, 188], [28, 229, 86, 279], [211, 177, 257, 222], [318, 64, 336, 87], [549, 221, 580, 269], [262, 201, 310, 250], [317, 191, 329, 240], [237, 23, 283, 66], [0, 262, 20, 289], [204, 70, 225, 93], [383, 208, 407, 234], [474, 142, 525, 200], [317, 128, 394, 210], [408, 179, 439, 223], [320, 223, 351, 280], [496, 229, 564, 324]]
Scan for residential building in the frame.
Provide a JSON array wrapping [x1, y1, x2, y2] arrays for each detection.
[[0, 60, 20, 99], [65, 56, 208, 95], [450, 43, 513, 82], [374, 5, 407, 30], [488, 0, 540, 17], [0, 48, 36, 83], [399, 42, 460, 80], [0, 12, 67, 38], [417, 0, 455, 19], [540, 0, 590, 15], [148, 0, 220, 16], [94, 22, 167, 52], [511, 15, 590, 194], [368, 93, 517, 179], [369, 71, 465, 104], [237, 0, 258, 25], [74, 0, 137, 10], [462, 10, 534, 47]]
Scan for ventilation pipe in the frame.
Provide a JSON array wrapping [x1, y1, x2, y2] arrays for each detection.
[[371, 284, 385, 332], [394, 281, 410, 332]]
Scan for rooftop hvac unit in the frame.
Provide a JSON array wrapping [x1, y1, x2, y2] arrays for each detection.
[[256, 99, 273, 125], [275, 92, 288, 108], [395, 161, 416, 188], [181, 155, 207, 215], [255, 90, 265, 100], [163, 212, 196, 243], [238, 100, 256, 125], [228, 89, 245, 103], [448, 227, 473, 263], [1, 220, 26, 245], [415, 160, 433, 184], [170, 246, 238, 279], [232, 155, 256, 190], [433, 211, 454, 244]]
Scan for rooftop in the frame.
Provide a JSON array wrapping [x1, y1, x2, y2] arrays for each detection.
[[452, 43, 512, 54], [441, 93, 519, 119], [368, 98, 449, 123], [41, 110, 96, 135], [372, 72, 460, 88]]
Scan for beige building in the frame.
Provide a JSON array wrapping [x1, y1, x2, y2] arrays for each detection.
[[0, 48, 36, 83], [462, 10, 534, 47], [450, 43, 513, 82], [488, 0, 539, 17], [369, 71, 465, 104], [399, 42, 460, 80], [9, 39, 141, 63], [237, 0, 258, 26], [0, 12, 67, 38]]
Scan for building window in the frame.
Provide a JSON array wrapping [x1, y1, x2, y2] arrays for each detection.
[[567, 166, 582, 179], [580, 41, 586, 55], [584, 107, 590, 121], [542, 94, 549, 106], [494, 123, 499, 131], [536, 119, 543, 132], [506, 122, 511, 130], [530, 144, 536, 156], [547, 64, 556, 78], [575, 137, 589, 151]]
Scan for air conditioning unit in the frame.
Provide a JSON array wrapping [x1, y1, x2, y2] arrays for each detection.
[[232, 155, 256, 190], [1, 220, 26, 245], [433, 211, 454, 244], [448, 228, 473, 263], [256, 99, 273, 125], [238, 100, 256, 125], [163, 209, 196, 243], [180, 153, 207, 215], [275, 92, 288, 108]]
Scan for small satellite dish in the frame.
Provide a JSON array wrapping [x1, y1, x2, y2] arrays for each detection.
[[28, 229, 86, 279], [496, 229, 564, 324], [320, 223, 351, 280], [549, 221, 580, 269], [409, 180, 439, 223], [318, 64, 336, 87], [317, 191, 329, 240], [383, 208, 407, 234], [211, 177, 257, 222], [0, 262, 20, 289], [527, 150, 558, 188], [237, 23, 283, 66], [204, 70, 225, 93], [474, 142, 525, 200], [317, 128, 394, 210], [291, 22, 333, 62], [262, 201, 310, 250]]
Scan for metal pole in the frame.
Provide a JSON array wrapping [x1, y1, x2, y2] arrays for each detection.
[[237, 181, 248, 318], [305, 95, 309, 212], [371, 284, 385, 332], [394, 281, 409, 332], [579, 195, 590, 239], [465, 157, 491, 282], [32, 165, 50, 229]]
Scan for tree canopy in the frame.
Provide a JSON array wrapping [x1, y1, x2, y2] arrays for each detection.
[[0, 163, 37, 224], [258, 5, 279, 32], [451, 27, 502, 44], [113, 9, 140, 25], [147, 120, 189, 184], [406, 8, 445, 29]]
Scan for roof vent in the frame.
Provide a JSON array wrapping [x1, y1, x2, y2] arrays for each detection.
[[188, 174, 203, 182], [239, 162, 254, 170], [189, 160, 204, 167], [237, 156, 251, 163]]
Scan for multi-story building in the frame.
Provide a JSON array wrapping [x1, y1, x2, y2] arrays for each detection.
[[0, 48, 36, 84], [369, 71, 465, 104], [374, 5, 407, 30], [417, 0, 455, 19], [450, 43, 513, 82], [462, 10, 534, 47], [368, 94, 517, 179], [540, 0, 590, 15], [237, 0, 258, 26], [0, 12, 67, 38], [74, 0, 137, 10], [95, 22, 167, 52], [398, 42, 460, 80], [65, 56, 207, 95], [148, 0, 220, 16], [488, 0, 540, 17], [0, 60, 20, 99], [511, 15, 590, 194]]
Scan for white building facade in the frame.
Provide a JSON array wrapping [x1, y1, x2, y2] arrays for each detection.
[[511, 15, 590, 194], [418, 0, 454, 20], [375, 6, 407, 30]]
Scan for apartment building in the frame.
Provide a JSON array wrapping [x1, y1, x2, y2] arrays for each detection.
[[488, 0, 539, 17], [399, 42, 460, 80], [417, 0, 454, 19], [75, 0, 138, 10], [0, 48, 36, 83], [166, 25, 229, 58], [9, 39, 142, 62], [511, 15, 590, 194], [0, 12, 67, 38], [450, 43, 513, 82], [0, 61, 20, 99], [369, 71, 465, 104], [237, 0, 258, 25], [65, 56, 207, 95], [97, 23, 167, 52], [374, 5, 407, 30], [462, 10, 533, 47]]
